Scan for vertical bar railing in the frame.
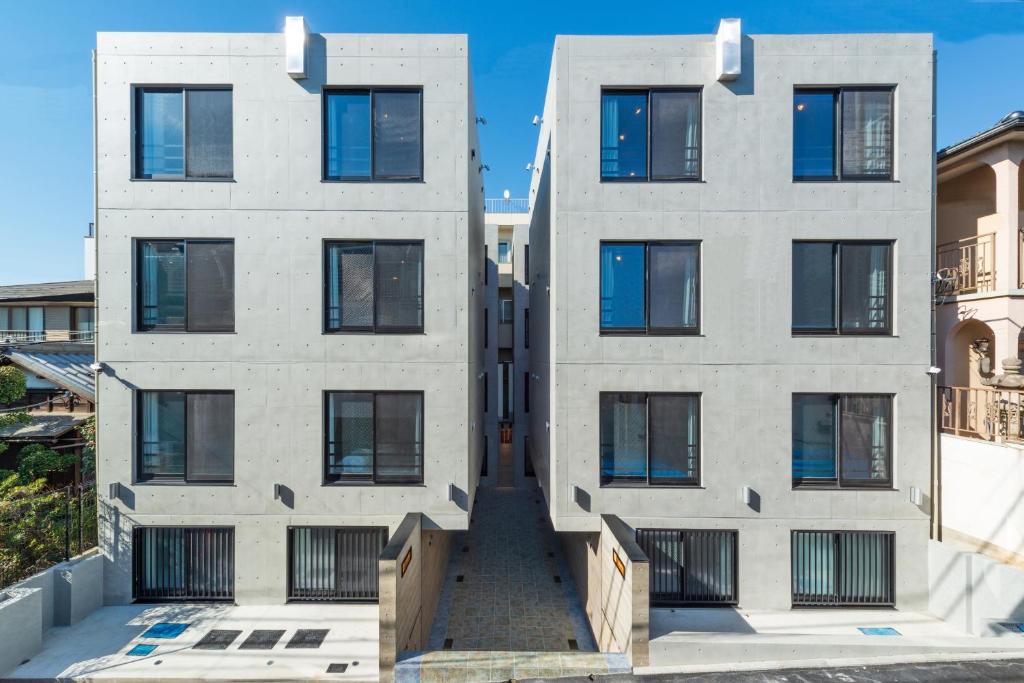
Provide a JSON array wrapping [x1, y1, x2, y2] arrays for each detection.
[[936, 232, 996, 294], [939, 385, 1024, 443]]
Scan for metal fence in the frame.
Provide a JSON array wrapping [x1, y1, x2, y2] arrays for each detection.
[[636, 529, 738, 606], [287, 526, 388, 602], [936, 232, 996, 295], [133, 526, 235, 601], [484, 198, 529, 214], [791, 530, 894, 607]]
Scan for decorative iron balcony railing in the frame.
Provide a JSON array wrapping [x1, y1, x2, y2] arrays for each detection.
[[936, 232, 996, 295], [939, 385, 1024, 443]]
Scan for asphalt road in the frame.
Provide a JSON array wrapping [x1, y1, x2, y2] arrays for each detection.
[[528, 659, 1024, 682]]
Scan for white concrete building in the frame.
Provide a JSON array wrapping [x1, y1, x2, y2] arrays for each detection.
[[93, 26, 485, 607], [526, 28, 936, 627]]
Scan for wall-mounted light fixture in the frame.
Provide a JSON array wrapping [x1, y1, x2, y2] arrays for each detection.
[[909, 486, 923, 506], [715, 18, 742, 81], [273, 483, 283, 501], [285, 16, 308, 79], [108, 482, 121, 500]]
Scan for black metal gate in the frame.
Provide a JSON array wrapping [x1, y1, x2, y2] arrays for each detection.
[[636, 529, 738, 606], [792, 530, 894, 607], [133, 526, 234, 601], [287, 527, 388, 602]]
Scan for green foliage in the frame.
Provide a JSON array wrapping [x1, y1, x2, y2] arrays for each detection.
[[78, 416, 96, 478], [0, 365, 29, 457], [16, 444, 77, 483]]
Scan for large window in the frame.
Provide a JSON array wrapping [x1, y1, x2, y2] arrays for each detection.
[[133, 527, 234, 601], [792, 530, 894, 607], [324, 241, 424, 333], [793, 88, 894, 181], [498, 241, 512, 264], [73, 307, 95, 340], [792, 241, 891, 335], [601, 89, 701, 181], [325, 391, 423, 484], [637, 529, 737, 606], [792, 394, 892, 489], [0, 306, 44, 340], [137, 239, 234, 333], [134, 87, 233, 179], [324, 89, 422, 181], [600, 392, 699, 486], [137, 391, 234, 483], [600, 242, 699, 334], [288, 527, 388, 602]]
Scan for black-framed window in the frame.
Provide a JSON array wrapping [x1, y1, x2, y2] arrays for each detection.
[[524, 308, 530, 349], [323, 89, 422, 181], [324, 391, 423, 484], [600, 392, 699, 486], [484, 243, 488, 285], [524, 245, 530, 285], [137, 390, 234, 483], [523, 371, 530, 413], [133, 87, 232, 179], [601, 89, 701, 181], [483, 307, 489, 349], [500, 299, 513, 323], [637, 529, 738, 606], [324, 241, 424, 333], [137, 239, 234, 333], [792, 393, 892, 489], [133, 526, 234, 601], [793, 88, 894, 181], [793, 241, 891, 335], [600, 241, 699, 335], [484, 372, 489, 413], [792, 530, 894, 607], [288, 526, 388, 602]]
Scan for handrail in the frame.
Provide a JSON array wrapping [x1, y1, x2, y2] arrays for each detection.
[[485, 198, 529, 214], [936, 232, 996, 295], [939, 384, 1024, 443]]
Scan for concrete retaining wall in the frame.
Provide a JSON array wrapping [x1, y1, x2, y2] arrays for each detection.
[[929, 539, 1024, 635], [9, 550, 103, 630], [0, 587, 43, 676]]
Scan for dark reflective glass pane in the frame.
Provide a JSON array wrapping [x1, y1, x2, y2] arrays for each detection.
[[186, 393, 234, 481], [600, 243, 646, 329], [186, 241, 234, 332], [792, 394, 836, 481], [841, 90, 893, 178], [186, 90, 233, 178], [326, 243, 374, 330], [375, 243, 424, 329], [650, 91, 700, 179], [793, 91, 835, 179], [649, 395, 698, 483], [140, 241, 186, 329], [141, 392, 185, 478], [840, 243, 889, 333], [601, 92, 648, 179], [373, 91, 421, 179], [375, 393, 423, 482], [792, 242, 836, 331], [328, 392, 374, 479], [137, 89, 184, 178], [839, 395, 891, 484], [325, 92, 371, 179], [649, 244, 698, 330], [600, 393, 647, 481]]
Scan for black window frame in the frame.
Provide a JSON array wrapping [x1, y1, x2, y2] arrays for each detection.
[[792, 87, 895, 183], [792, 240, 893, 336], [791, 530, 895, 607], [600, 240, 701, 336], [135, 238, 235, 334], [524, 244, 530, 285], [286, 526, 388, 603], [132, 526, 235, 602], [131, 85, 234, 181], [792, 393, 894, 490], [600, 88, 703, 183], [322, 239, 425, 334], [600, 391, 701, 487], [523, 371, 530, 413], [323, 390, 424, 485], [135, 389, 235, 484], [524, 308, 530, 349], [322, 88, 424, 182], [636, 529, 739, 606]]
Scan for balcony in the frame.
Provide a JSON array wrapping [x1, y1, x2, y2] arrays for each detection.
[[939, 385, 1024, 443], [0, 330, 94, 344], [936, 233, 996, 296], [485, 198, 529, 214]]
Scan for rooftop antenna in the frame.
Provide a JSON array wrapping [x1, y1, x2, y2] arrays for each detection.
[[503, 189, 510, 201]]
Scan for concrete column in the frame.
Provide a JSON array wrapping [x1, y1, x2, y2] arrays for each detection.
[[988, 317, 1020, 368], [992, 157, 1021, 290]]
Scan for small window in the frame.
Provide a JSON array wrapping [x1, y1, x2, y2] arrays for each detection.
[[792, 394, 892, 489], [601, 89, 701, 181], [483, 308, 488, 349], [324, 89, 422, 181], [792, 531, 894, 607], [523, 371, 530, 413], [324, 391, 423, 484], [600, 392, 699, 486], [484, 244, 489, 285], [524, 308, 530, 349], [137, 240, 234, 333], [524, 245, 530, 285], [500, 299, 513, 323], [600, 242, 699, 335], [498, 241, 512, 264], [137, 391, 234, 483], [73, 307, 95, 339], [324, 241, 424, 333], [134, 87, 233, 179], [636, 529, 737, 606], [793, 88, 894, 181], [792, 241, 892, 335]]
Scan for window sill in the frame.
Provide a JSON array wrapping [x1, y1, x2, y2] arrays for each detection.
[[792, 485, 894, 492], [600, 178, 704, 184], [130, 178, 236, 183], [792, 178, 897, 184], [791, 332, 896, 338], [601, 483, 704, 490], [134, 480, 236, 487], [323, 330, 426, 336], [322, 481, 426, 487], [134, 330, 237, 335], [600, 331, 703, 337], [321, 178, 425, 184]]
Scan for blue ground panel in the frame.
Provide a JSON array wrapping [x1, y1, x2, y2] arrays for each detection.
[[127, 644, 157, 656], [859, 627, 901, 636], [142, 622, 190, 639]]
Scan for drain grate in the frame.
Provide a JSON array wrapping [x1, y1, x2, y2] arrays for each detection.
[[553, 575, 562, 583], [456, 575, 465, 582], [858, 627, 901, 636], [567, 638, 579, 650], [240, 630, 286, 650], [286, 629, 329, 649], [194, 630, 242, 650], [443, 638, 454, 650], [127, 644, 157, 657], [327, 663, 349, 673], [142, 623, 189, 639], [999, 622, 1024, 633]]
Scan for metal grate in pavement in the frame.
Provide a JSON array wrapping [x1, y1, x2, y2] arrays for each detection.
[[285, 629, 329, 649], [193, 630, 242, 650], [240, 630, 286, 650], [327, 663, 349, 673]]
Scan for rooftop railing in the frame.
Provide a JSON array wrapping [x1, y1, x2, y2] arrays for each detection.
[[0, 330, 94, 344], [485, 198, 529, 214], [936, 232, 996, 295]]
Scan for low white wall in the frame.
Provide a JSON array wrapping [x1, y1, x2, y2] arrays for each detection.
[[7, 550, 104, 632], [929, 539, 1024, 635], [0, 587, 43, 676], [940, 435, 1024, 566]]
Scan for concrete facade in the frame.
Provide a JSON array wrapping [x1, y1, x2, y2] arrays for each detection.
[[528, 33, 935, 611], [94, 30, 484, 605]]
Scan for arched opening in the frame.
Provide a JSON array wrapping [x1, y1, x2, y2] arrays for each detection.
[[947, 318, 996, 388]]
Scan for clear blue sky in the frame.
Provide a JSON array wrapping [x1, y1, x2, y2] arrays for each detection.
[[1, 0, 1022, 285]]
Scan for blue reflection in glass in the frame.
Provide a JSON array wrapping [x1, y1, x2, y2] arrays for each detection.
[[792, 394, 837, 480], [601, 92, 648, 179], [600, 244, 646, 329], [137, 89, 184, 178], [325, 92, 371, 179], [793, 92, 836, 179]]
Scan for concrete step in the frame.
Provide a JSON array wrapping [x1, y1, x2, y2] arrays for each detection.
[[396, 650, 630, 683]]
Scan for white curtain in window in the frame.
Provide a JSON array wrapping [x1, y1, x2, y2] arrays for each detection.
[[868, 246, 888, 329]]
